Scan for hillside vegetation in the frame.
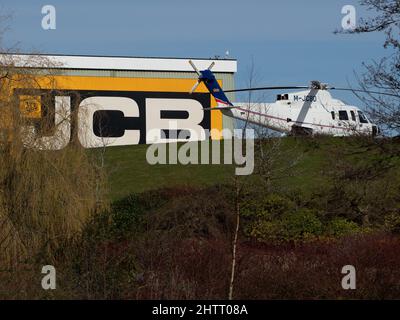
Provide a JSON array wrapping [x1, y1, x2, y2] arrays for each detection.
[[2, 136, 400, 299]]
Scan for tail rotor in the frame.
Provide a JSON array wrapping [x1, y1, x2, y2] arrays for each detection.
[[188, 60, 215, 94]]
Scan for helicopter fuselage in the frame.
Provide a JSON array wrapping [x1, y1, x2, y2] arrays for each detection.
[[229, 89, 377, 136]]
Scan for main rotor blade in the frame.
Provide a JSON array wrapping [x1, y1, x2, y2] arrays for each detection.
[[330, 87, 400, 98], [224, 86, 310, 93], [188, 60, 201, 76], [202, 106, 238, 111], [224, 85, 399, 98]]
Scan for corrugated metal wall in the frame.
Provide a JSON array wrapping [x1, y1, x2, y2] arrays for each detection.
[[44, 68, 236, 131], [49, 69, 234, 89]]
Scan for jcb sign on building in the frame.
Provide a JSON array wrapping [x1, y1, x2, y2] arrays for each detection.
[[11, 55, 237, 149]]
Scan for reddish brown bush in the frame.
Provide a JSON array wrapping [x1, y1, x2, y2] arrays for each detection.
[[127, 233, 400, 299], [55, 187, 400, 299]]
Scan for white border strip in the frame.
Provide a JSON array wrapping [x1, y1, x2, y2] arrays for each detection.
[[0, 54, 237, 73]]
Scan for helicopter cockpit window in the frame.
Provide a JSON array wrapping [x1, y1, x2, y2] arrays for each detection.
[[350, 111, 356, 121], [331, 111, 335, 120], [339, 110, 349, 121], [358, 111, 369, 123]]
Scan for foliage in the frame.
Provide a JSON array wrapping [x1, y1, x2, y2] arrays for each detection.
[[338, 0, 400, 133], [327, 218, 361, 237]]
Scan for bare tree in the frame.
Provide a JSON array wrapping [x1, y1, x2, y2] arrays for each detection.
[[338, 0, 400, 133], [0, 21, 108, 297], [228, 58, 305, 299], [228, 59, 259, 300]]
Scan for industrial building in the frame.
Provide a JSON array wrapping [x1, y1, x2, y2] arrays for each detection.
[[7, 54, 237, 147]]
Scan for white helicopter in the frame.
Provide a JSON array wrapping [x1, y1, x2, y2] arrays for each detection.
[[188, 60, 381, 137]]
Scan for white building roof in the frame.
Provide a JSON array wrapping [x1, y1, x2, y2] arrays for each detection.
[[0, 53, 237, 73]]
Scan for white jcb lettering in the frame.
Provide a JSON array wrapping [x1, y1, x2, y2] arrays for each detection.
[[23, 96, 71, 150], [22, 96, 208, 149], [78, 96, 140, 148], [145, 98, 206, 144]]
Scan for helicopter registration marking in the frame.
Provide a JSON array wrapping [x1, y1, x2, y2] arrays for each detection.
[[293, 95, 317, 102]]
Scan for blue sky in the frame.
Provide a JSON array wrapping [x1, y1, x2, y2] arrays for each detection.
[[1, 0, 388, 106]]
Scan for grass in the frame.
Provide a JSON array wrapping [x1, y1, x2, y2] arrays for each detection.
[[100, 137, 399, 201], [100, 143, 235, 200]]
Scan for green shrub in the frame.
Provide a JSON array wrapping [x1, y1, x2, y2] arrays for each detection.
[[241, 193, 294, 220], [281, 208, 323, 241], [110, 194, 146, 236], [384, 213, 400, 234], [242, 193, 324, 242], [246, 220, 282, 242], [326, 218, 361, 237]]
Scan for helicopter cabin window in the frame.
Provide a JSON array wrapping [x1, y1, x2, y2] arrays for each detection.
[[276, 94, 289, 101], [350, 110, 356, 121], [358, 111, 369, 123], [339, 111, 349, 121], [331, 111, 335, 120]]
